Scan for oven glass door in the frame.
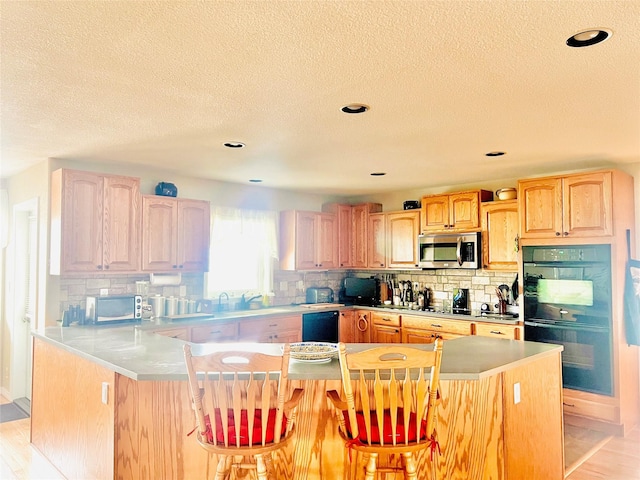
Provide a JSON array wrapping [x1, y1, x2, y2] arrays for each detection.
[[524, 321, 613, 395]]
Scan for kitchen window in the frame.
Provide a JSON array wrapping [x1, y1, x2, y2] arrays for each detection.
[[206, 207, 278, 298]]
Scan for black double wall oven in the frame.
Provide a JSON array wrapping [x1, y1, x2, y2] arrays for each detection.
[[523, 244, 613, 396]]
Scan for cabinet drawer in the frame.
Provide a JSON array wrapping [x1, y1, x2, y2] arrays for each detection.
[[238, 315, 302, 338], [402, 315, 472, 335], [474, 323, 523, 340], [191, 322, 238, 343], [153, 328, 189, 340], [371, 312, 401, 327], [562, 394, 619, 423]]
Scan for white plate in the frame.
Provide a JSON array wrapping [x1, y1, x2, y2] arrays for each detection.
[[287, 342, 339, 361], [292, 356, 333, 364]]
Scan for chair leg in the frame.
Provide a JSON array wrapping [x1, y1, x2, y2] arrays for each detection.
[[255, 453, 268, 480], [364, 453, 378, 480], [214, 455, 230, 480], [403, 452, 418, 480]]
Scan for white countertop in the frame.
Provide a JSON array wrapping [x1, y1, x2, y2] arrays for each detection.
[[34, 324, 559, 383]]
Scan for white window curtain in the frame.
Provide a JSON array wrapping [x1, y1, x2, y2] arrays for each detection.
[[206, 207, 279, 297]]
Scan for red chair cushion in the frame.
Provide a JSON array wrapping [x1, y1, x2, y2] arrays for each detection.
[[342, 408, 427, 444], [213, 408, 287, 446]]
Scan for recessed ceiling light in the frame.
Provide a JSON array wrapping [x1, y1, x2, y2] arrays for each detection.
[[223, 142, 245, 148], [370, 172, 386, 176], [566, 29, 611, 47], [341, 104, 369, 114], [485, 151, 506, 157], [249, 179, 262, 183]]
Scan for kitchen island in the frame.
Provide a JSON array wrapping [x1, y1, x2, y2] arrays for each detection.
[[31, 324, 564, 479]]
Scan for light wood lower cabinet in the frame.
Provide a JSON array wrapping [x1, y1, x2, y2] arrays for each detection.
[[238, 315, 302, 343], [151, 315, 302, 344], [371, 312, 401, 343], [153, 327, 189, 340], [190, 322, 238, 343], [354, 310, 372, 343], [474, 322, 523, 340], [401, 314, 473, 344], [339, 310, 355, 342]]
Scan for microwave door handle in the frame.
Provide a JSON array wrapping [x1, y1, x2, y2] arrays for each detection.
[[456, 237, 463, 266]]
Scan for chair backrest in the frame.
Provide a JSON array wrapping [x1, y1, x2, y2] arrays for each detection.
[[337, 340, 443, 447], [184, 344, 292, 448]]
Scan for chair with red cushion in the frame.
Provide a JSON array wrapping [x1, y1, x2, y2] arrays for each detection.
[[184, 344, 303, 480], [326, 340, 443, 480]]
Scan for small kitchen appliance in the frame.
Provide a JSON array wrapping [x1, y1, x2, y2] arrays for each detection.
[[341, 277, 379, 306], [418, 232, 481, 269], [85, 295, 143, 325], [306, 287, 334, 304], [452, 288, 470, 315]]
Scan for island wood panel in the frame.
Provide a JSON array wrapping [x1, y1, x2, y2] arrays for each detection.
[[502, 352, 564, 479], [31, 339, 116, 480]]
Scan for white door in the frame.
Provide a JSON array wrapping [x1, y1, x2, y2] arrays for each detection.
[[9, 199, 38, 405]]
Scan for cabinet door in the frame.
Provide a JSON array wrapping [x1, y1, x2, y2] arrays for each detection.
[[563, 171, 612, 237], [335, 205, 353, 268], [402, 327, 438, 344], [421, 195, 450, 232], [153, 328, 189, 340], [354, 311, 371, 343], [368, 213, 386, 268], [481, 200, 519, 271], [317, 213, 338, 269], [448, 191, 480, 230], [59, 170, 104, 273], [190, 323, 237, 343], [386, 211, 420, 269], [372, 324, 401, 343], [351, 204, 370, 268], [339, 310, 355, 343], [474, 323, 523, 340], [177, 199, 210, 271], [102, 175, 140, 271], [141, 196, 178, 271], [518, 177, 563, 238], [295, 212, 318, 270]]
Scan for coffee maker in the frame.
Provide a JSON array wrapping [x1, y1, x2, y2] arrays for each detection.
[[452, 288, 470, 315]]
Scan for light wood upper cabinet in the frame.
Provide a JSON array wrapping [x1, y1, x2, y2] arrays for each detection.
[[280, 210, 337, 270], [141, 196, 210, 272], [50, 169, 140, 274], [322, 203, 382, 268], [481, 200, 519, 271], [367, 210, 420, 269], [386, 211, 420, 269], [519, 171, 613, 239], [368, 213, 387, 268], [421, 190, 492, 233]]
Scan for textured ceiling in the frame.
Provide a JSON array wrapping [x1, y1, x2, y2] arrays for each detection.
[[1, 1, 639, 195]]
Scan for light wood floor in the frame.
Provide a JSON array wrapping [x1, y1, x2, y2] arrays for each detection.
[[1, 395, 638, 479]]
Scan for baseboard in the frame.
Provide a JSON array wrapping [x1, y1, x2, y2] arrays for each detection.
[[564, 413, 624, 436], [564, 433, 612, 478], [0, 387, 11, 401]]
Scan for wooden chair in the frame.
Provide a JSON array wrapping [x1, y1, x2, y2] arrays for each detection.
[[184, 344, 303, 480], [326, 340, 443, 480]]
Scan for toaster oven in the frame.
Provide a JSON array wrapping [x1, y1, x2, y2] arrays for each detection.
[[85, 295, 143, 325], [305, 287, 334, 304]]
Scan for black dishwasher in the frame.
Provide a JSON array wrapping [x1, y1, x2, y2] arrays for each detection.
[[302, 311, 339, 343]]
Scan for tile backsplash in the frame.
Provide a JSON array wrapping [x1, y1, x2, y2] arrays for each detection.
[[58, 268, 519, 317]]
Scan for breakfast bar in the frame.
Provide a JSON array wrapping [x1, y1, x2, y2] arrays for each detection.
[[31, 326, 564, 479]]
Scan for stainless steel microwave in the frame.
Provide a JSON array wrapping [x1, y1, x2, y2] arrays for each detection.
[[417, 232, 481, 269], [85, 295, 143, 325]]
